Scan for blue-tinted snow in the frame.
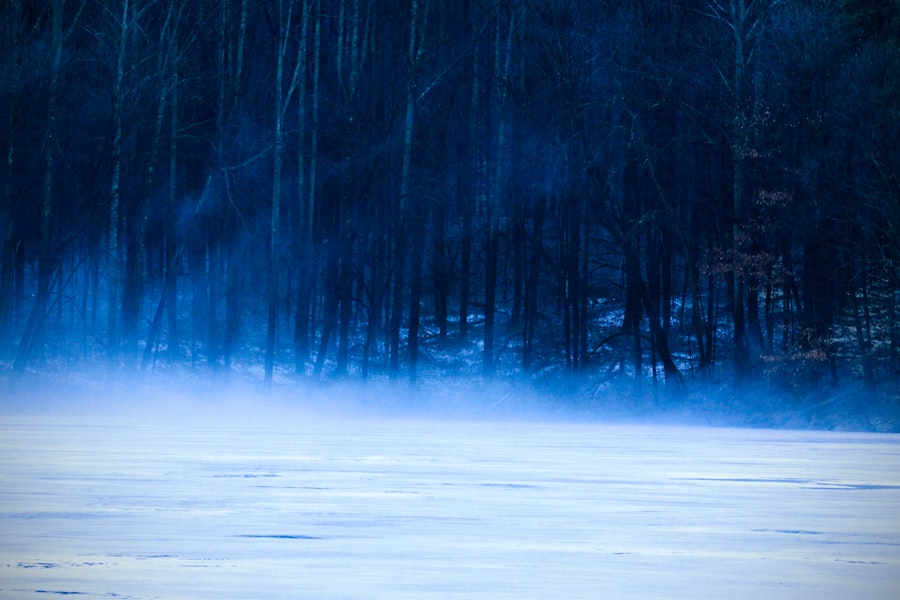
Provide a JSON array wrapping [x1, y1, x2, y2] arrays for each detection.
[[1, 417, 899, 599]]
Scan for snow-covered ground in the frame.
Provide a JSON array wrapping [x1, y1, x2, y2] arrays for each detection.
[[2, 414, 899, 599]]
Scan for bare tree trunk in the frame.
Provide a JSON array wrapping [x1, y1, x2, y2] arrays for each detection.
[[432, 191, 448, 342], [314, 248, 338, 376], [107, 0, 133, 368], [1, 0, 25, 353], [266, 0, 304, 386], [459, 6, 482, 344], [484, 5, 515, 377], [580, 197, 591, 368], [224, 0, 249, 372], [293, 0, 313, 372], [133, 2, 186, 370], [336, 238, 353, 376], [484, 206, 499, 375], [13, 0, 63, 373], [409, 213, 425, 380], [510, 205, 524, 333], [265, 36, 284, 387], [362, 234, 388, 378], [166, 7, 181, 361], [403, 0, 423, 380], [523, 194, 544, 370], [708, 0, 763, 384]]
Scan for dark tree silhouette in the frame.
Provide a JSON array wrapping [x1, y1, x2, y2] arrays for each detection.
[[2, 0, 897, 422]]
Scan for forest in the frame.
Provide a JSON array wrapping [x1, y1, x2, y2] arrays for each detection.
[[1, 0, 898, 426]]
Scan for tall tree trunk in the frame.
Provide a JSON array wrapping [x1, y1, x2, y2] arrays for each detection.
[[389, 231, 405, 377], [362, 235, 387, 378], [484, 209, 499, 376], [127, 0, 182, 367], [408, 217, 424, 380], [484, 4, 514, 377], [717, 0, 761, 383], [13, 0, 63, 373], [732, 1, 749, 382], [121, 201, 142, 367], [294, 0, 314, 372], [523, 194, 544, 370], [266, 0, 304, 386], [432, 191, 448, 342], [510, 205, 524, 333], [403, 0, 423, 380], [334, 0, 368, 377], [1, 0, 25, 353], [166, 14, 181, 361], [108, 0, 132, 367], [314, 248, 338, 376], [623, 162, 643, 387], [336, 235, 353, 376], [579, 196, 590, 368], [265, 31, 284, 385], [130, 1, 182, 369], [459, 6, 482, 344], [297, 7, 320, 372]]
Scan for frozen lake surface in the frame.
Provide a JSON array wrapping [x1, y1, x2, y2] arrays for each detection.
[[2, 414, 899, 599]]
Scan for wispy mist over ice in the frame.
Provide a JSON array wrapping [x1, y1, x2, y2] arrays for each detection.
[[2, 362, 896, 433]]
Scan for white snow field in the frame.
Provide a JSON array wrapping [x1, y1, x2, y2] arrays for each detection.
[[2, 416, 899, 599]]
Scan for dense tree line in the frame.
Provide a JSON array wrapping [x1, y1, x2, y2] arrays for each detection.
[[2, 0, 898, 412]]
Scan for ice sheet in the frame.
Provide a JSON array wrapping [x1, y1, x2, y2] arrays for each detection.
[[2, 417, 899, 599]]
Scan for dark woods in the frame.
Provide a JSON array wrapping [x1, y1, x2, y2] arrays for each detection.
[[2, 1, 898, 416]]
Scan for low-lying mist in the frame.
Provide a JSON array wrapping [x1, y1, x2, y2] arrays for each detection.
[[2, 363, 897, 433]]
